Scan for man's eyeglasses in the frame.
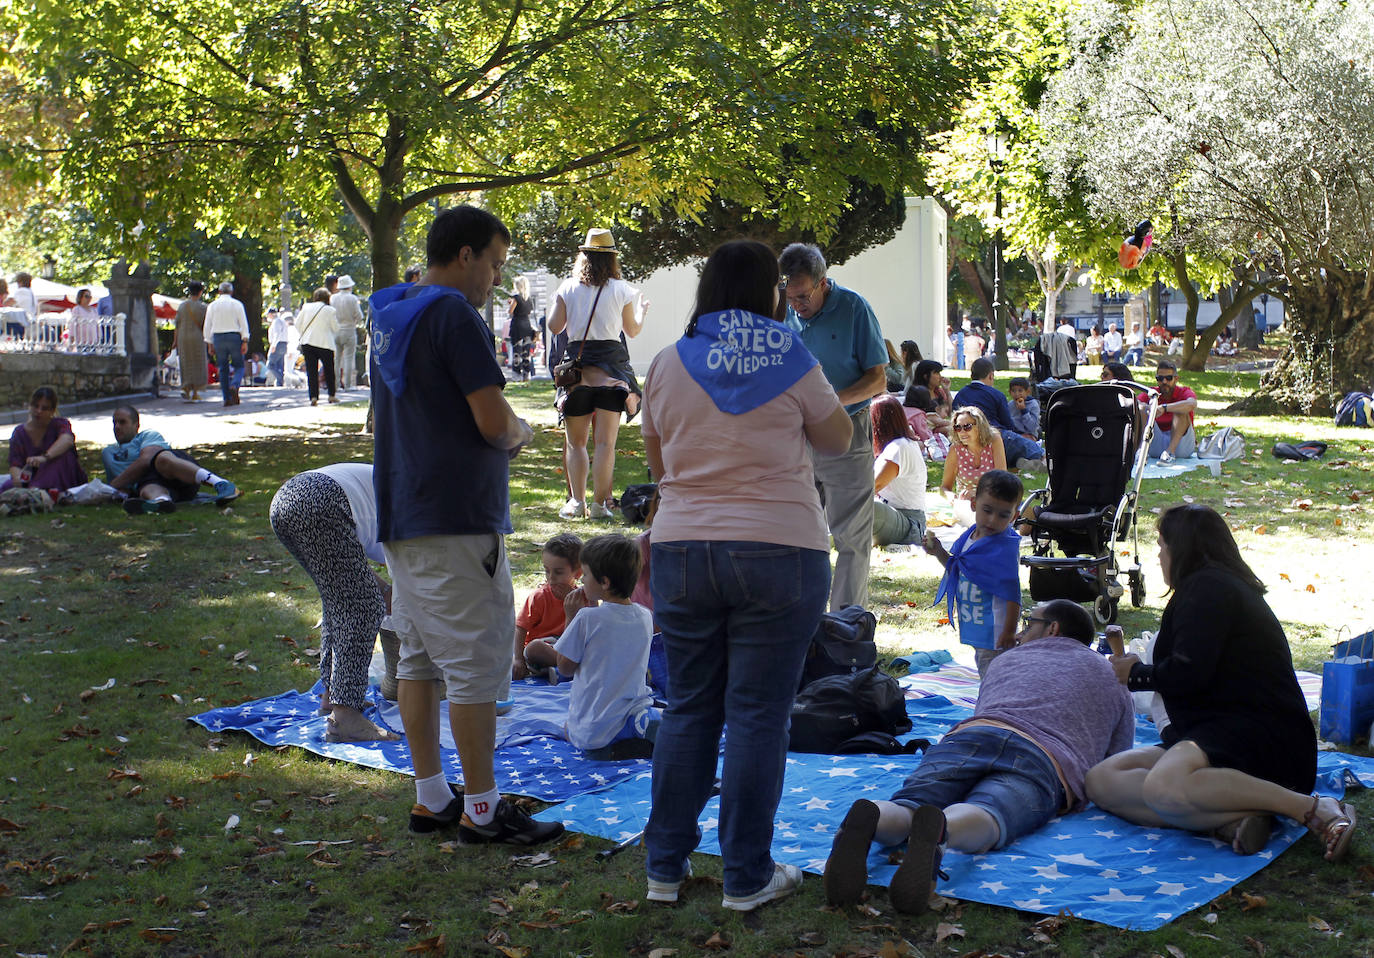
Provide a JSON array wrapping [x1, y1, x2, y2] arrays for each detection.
[[1020, 614, 1050, 629], [953, 422, 975, 432], [785, 281, 824, 306], [1156, 374, 1175, 382]]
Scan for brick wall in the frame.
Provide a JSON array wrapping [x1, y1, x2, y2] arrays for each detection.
[[0, 352, 132, 409]]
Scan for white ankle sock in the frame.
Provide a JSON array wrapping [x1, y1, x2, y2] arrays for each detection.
[[415, 772, 454, 813], [464, 787, 500, 826]]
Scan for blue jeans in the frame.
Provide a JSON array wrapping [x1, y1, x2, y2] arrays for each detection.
[[268, 342, 287, 386], [890, 726, 1065, 849], [1124, 345, 1144, 366], [1000, 429, 1044, 465], [645, 540, 831, 896], [213, 332, 244, 402]]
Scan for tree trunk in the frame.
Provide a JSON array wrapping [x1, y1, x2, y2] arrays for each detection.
[[232, 269, 264, 354], [1247, 273, 1374, 415]]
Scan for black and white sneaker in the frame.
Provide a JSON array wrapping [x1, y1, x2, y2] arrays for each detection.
[[408, 785, 466, 834], [457, 797, 565, 846]]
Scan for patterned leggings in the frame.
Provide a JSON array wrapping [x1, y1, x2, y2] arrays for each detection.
[[270, 472, 385, 711]]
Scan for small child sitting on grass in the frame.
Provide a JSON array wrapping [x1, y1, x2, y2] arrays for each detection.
[[924, 469, 1024, 678], [515, 533, 582, 681], [1007, 377, 1040, 440], [553, 534, 659, 759]]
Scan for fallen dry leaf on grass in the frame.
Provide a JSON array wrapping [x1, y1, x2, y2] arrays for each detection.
[[1240, 892, 1267, 911], [702, 931, 731, 950], [404, 934, 447, 954], [934, 921, 964, 943], [510, 851, 556, 868], [487, 898, 511, 916], [646, 949, 678, 958], [494, 947, 529, 958], [1244, 935, 1266, 955], [1165, 945, 1185, 958]]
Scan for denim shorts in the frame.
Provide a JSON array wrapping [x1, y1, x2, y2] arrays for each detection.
[[890, 725, 1065, 849]]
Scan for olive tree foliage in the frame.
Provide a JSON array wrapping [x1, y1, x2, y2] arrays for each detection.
[[1041, 0, 1374, 410], [3, 0, 988, 290], [926, 0, 1117, 337]]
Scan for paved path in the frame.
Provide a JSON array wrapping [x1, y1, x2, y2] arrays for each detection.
[[66, 385, 370, 448]]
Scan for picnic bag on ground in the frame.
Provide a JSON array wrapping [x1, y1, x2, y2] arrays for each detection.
[[1335, 391, 1374, 427], [800, 604, 878, 688], [1271, 440, 1327, 461], [1320, 629, 1374, 746], [1197, 426, 1245, 461], [618, 482, 658, 525], [788, 666, 918, 754]]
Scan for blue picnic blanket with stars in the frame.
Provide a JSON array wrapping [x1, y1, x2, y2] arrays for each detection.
[[536, 687, 1374, 931], [192, 667, 1373, 930], [189, 677, 648, 802]]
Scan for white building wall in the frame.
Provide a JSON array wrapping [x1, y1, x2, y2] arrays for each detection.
[[622, 197, 948, 372]]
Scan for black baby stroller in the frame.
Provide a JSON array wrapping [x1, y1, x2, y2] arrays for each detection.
[[1019, 381, 1159, 624]]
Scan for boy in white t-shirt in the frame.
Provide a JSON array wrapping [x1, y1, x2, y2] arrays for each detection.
[[554, 534, 659, 758]]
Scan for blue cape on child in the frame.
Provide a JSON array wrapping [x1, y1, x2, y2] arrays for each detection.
[[675, 309, 818, 415], [933, 525, 1022, 625]]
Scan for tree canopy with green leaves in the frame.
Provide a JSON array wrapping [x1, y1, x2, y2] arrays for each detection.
[[4, 0, 989, 289], [1040, 0, 1374, 410]]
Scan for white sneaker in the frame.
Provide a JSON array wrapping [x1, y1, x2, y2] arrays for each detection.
[[1159, 450, 1174, 463], [559, 499, 585, 519], [646, 861, 693, 903], [722, 862, 802, 911], [588, 500, 614, 519]]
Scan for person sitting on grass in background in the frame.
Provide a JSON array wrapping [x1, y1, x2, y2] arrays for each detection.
[[102, 404, 239, 514], [515, 533, 583, 681], [1006, 377, 1039, 441], [923, 469, 1023, 678], [823, 599, 1134, 914], [1143, 359, 1197, 462], [952, 358, 1045, 470], [551, 534, 659, 759], [939, 406, 1006, 526], [870, 394, 927, 549]]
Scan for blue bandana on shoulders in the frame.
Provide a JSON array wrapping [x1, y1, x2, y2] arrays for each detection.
[[368, 283, 468, 395], [933, 525, 1022, 624], [674, 309, 818, 415]]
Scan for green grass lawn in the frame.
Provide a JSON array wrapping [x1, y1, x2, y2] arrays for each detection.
[[2, 375, 1373, 957]]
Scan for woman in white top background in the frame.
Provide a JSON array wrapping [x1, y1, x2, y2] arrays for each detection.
[[547, 228, 649, 519]]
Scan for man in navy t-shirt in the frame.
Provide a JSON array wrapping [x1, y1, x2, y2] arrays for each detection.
[[952, 358, 1045, 469], [370, 205, 560, 847]]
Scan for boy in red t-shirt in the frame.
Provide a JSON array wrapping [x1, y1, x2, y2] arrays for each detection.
[[514, 533, 582, 680]]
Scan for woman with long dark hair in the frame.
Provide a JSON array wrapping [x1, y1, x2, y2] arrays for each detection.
[[547, 229, 648, 519], [1087, 503, 1355, 860], [869, 394, 927, 547], [640, 240, 851, 911], [911, 359, 954, 421], [2, 386, 88, 492]]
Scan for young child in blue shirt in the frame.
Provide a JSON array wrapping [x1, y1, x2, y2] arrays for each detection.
[[1007, 377, 1040, 440], [923, 470, 1024, 678], [554, 534, 659, 758]]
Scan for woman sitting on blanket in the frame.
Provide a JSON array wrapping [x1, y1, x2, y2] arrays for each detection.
[[1087, 503, 1356, 860], [869, 394, 927, 548], [939, 406, 1006, 527]]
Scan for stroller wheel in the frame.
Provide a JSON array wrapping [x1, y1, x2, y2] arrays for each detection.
[[1093, 594, 1118, 625], [1129, 570, 1146, 607]]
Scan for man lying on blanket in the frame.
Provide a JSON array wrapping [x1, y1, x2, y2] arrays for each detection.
[[823, 599, 1134, 913]]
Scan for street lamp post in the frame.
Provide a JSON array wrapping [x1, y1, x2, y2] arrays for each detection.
[[986, 128, 1010, 371]]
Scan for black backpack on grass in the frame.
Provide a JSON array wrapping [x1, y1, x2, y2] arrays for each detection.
[[788, 666, 921, 755]]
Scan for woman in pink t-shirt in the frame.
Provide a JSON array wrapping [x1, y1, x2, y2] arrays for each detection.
[[640, 240, 851, 911], [940, 406, 1006, 525]]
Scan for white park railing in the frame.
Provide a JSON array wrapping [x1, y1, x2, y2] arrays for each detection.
[[0, 309, 127, 357]]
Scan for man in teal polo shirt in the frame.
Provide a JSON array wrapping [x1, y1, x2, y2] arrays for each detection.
[[780, 243, 888, 611]]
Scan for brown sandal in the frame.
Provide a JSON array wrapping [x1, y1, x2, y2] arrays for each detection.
[[1303, 796, 1357, 863]]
